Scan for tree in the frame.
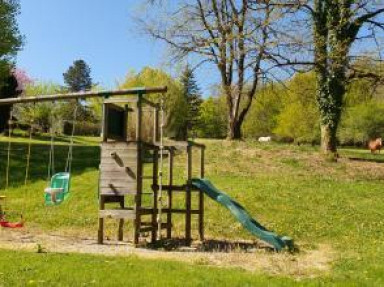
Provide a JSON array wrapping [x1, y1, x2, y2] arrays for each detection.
[[62, 59, 94, 128], [0, 0, 23, 84], [0, 73, 20, 132], [119, 67, 188, 140], [180, 65, 203, 139], [304, 1, 384, 156], [63, 59, 93, 92], [143, 1, 290, 139], [0, 0, 23, 132], [242, 83, 283, 139], [13, 81, 62, 132], [197, 96, 227, 139], [274, 72, 319, 143], [339, 103, 384, 146]]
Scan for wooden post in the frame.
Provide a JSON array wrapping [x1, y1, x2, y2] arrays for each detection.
[[153, 106, 159, 143], [123, 105, 129, 141], [102, 104, 109, 142], [134, 93, 143, 245], [98, 196, 105, 244], [152, 149, 159, 243], [167, 149, 174, 239], [98, 104, 108, 244], [185, 145, 192, 244], [199, 148, 205, 241], [118, 197, 125, 241]]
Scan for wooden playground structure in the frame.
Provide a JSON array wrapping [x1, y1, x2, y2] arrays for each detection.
[[98, 90, 206, 246], [0, 87, 207, 246]]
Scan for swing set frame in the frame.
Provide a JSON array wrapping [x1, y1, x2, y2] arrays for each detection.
[[0, 87, 167, 229]]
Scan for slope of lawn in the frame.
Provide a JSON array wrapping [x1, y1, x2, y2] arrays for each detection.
[[1, 133, 384, 285]]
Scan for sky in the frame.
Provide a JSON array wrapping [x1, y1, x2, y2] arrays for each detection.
[[16, 0, 186, 90], [15, 1, 384, 96]]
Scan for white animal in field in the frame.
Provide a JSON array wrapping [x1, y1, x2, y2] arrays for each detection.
[[258, 136, 271, 142]]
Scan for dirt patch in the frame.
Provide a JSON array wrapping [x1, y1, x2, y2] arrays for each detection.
[[0, 229, 333, 278]]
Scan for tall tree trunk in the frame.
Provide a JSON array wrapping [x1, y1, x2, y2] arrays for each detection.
[[320, 123, 337, 154], [227, 117, 242, 140], [317, 70, 344, 156]]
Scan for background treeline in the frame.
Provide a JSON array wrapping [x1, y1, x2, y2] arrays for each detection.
[[5, 64, 384, 147]]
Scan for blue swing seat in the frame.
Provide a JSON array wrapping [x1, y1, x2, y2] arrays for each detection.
[[44, 172, 71, 205]]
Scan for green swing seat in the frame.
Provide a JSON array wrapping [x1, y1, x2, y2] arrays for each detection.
[[44, 172, 71, 205]]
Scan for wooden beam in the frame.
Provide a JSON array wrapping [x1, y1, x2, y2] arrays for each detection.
[[0, 86, 168, 106], [99, 209, 136, 220], [186, 145, 192, 244], [199, 148, 205, 241], [167, 149, 173, 239]]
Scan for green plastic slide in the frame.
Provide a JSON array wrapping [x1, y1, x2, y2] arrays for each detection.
[[191, 178, 293, 251]]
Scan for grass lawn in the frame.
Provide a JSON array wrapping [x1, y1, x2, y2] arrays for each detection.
[[1, 134, 384, 285]]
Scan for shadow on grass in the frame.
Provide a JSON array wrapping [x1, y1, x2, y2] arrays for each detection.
[[150, 238, 273, 252], [347, 156, 384, 164], [0, 140, 100, 189]]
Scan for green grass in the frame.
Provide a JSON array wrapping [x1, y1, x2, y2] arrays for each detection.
[[0, 249, 302, 287], [1, 135, 384, 285]]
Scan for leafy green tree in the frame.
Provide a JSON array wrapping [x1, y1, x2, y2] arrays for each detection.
[[242, 84, 283, 139], [13, 81, 63, 132], [197, 96, 227, 139], [180, 65, 203, 139], [339, 103, 384, 146], [274, 72, 319, 143], [0, 0, 23, 132], [119, 67, 188, 140], [62, 59, 96, 129], [63, 60, 93, 92], [0, 0, 23, 84]]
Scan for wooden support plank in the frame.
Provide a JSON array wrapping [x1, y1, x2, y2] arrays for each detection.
[[152, 149, 159, 243], [100, 171, 137, 180], [99, 180, 137, 188], [138, 208, 200, 215], [118, 199, 125, 241], [167, 149, 173, 239], [101, 141, 138, 150], [139, 208, 155, 215], [103, 98, 138, 104], [141, 97, 159, 108], [99, 165, 137, 173], [139, 223, 169, 233], [185, 145, 192, 244], [199, 148, 205, 241], [162, 209, 201, 215], [134, 93, 143, 245], [100, 160, 137, 168], [101, 195, 126, 203], [102, 104, 109, 142], [100, 173, 137, 181], [98, 197, 105, 244], [153, 107, 159, 143], [99, 187, 137, 196], [99, 209, 136, 220], [100, 150, 138, 158], [100, 154, 137, 163]]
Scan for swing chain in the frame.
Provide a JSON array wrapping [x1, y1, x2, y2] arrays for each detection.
[[65, 102, 79, 174]]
